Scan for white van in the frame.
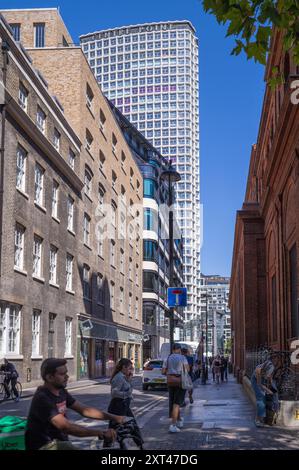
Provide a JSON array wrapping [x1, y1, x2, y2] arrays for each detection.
[[159, 342, 197, 360]]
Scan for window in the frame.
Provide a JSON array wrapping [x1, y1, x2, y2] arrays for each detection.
[[16, 145, 27, 192], [112, 133, 117, 154], [83, 213, 91, 246], [14, 224, 25, 270], [32, 310, 41, 356], [97, 225, 104, 258], [143, 240, 158, 262], [33, 235, 43, 278], [18, 82, 28, 112], [128, 293, 132, 317], [121, 151, 126, 168], [34, 163, 44, 206], [130, 168, 134, 187], [66, 254, 73, 291], [120, 249, 124, 273], [129, 258, 133, 281], [85, 129, 93, 153], [84, 168, 92, 197], [112, 170, 117, 191], [49, 245, 58, 285], [110, 240, 115, 267], [290, 244, 298, 337], [135, 299, 139, 320], [67, 196, 74, 232], [111, 202, 117, 227], [65, 318, 72, 356], [34, 23, 45, 47], [143, 179, 156, 198], [135, 266, 139, 286], [48, 313, 56, 358], [10, 23, 20, 41], [99, 109, 106, 132], [68, 149, 75, 170], [53, 128, 61, 152], [97, 274, 104, 304], [99, 150, 106, 171], [51, 181, 59, 219], [144, 208, 156, 230], [0, 303, 21, 355], [83, 264, 91, 299], [120, 288, 124, 314], [111, 282, 115, 310], [36, 106, 46, 134], [86, 83, 94, 110]]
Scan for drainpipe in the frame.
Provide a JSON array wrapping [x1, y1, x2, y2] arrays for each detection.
[[0, 40, 9, 277]]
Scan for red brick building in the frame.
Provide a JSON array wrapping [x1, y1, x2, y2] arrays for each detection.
[[229, 31, 299, 380]]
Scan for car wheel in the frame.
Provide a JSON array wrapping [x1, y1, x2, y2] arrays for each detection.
[[142, 384, 149, 391]]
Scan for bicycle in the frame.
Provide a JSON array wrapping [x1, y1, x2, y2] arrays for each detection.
[[90, 418, 144, 450], [0, 372, 22, 402]]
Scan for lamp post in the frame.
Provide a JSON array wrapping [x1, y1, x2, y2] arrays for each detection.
[[160, 163, 181, 353], [201, 291, 212, 384]]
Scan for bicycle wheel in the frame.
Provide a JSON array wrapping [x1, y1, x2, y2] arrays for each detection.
[[12, 382, 22, 401], [0, 383, 6, 402]]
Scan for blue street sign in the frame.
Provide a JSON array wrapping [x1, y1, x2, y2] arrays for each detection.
[[167, 287, 187, 307]]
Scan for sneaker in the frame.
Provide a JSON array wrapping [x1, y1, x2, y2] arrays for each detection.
[[169, 424, 180, 433], [254, 419, 266, 428], [176, 418, 184, 429]]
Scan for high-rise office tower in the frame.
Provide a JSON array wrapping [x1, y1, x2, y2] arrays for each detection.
[[80, 21, 201, 340]]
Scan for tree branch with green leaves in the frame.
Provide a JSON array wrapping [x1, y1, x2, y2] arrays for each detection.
[[202, 0, 299, 86]]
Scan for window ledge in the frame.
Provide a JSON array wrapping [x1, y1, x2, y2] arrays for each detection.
[[49, 281, 60, 289], [67, 229, 76, 237], [31, 355, 43, 360], [86, 103, 95, 119], [0, 355, 24, 360], [99, 127, 107, 141], [16, 187, 29, 200], [34, 202, 47, 213], [66, 289, 75, 295], [33, 275, 45, 284], [83, 296, 92, 302], [121, 166, 127, 176], [84, 193, 93, 203], [85, 148, 94, 161], [64, 355, 74, 359], [98, 254, 104, 261], [99, 168, 107, 179], [112, 150, 118, 160], [52, 216, 60, 224], [14, 267, 28, 276], [97, 302, 104, 307], [84, 243, 92, 251]]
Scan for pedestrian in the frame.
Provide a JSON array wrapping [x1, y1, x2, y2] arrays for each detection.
[[162, 343, 189, 433], [251, 353, 280, 427], [220, 355, 228, 382], [25, 358, 122, 450], [0, 358, 20, 401], [212, 355, 222, 385], [103, 358, 143, 447], [181, 348, 194, 404]]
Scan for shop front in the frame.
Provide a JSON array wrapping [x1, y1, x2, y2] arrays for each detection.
[[77, 317, 142, 379]]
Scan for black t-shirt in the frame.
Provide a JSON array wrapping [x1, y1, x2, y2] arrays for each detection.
[[25, 386, 76, 450]]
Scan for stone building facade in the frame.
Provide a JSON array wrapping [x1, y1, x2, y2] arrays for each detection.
[[0, 8, 144, 385], [229, 30, 299, 380]]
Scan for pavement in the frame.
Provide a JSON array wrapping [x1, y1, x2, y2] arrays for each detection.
[[140, 374, 299, 450]]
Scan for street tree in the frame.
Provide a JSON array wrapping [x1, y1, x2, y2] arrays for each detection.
[[202, 0, 299, 86]]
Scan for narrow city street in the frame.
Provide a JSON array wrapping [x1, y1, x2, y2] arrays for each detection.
[[1, 374, 299, 450]]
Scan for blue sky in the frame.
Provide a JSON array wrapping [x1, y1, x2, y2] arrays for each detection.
[[1, 0, 266, 277]]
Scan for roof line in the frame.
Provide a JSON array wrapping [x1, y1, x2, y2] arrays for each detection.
[[0, 8, 59, 11], [80, 20, 196, 39]]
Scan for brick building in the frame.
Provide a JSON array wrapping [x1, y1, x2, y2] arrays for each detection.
[[0, 8, 143, 385], [229, 30, 299, 380]]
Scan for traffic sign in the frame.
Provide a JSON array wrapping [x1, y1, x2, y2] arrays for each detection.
[[167, 287, 187, 307]]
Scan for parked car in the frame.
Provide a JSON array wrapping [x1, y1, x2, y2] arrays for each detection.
[[142, 359, 167, 390]]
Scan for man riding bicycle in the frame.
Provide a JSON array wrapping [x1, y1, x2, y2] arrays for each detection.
[[25, 358, 125, 450], [0, 358, 19, 402]]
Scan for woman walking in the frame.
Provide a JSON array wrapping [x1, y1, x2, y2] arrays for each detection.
[[104, 358, 143, 447]]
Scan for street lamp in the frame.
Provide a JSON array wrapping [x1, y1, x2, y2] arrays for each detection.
[[160, 163, 181, 353], [200, 291, 212, 384]]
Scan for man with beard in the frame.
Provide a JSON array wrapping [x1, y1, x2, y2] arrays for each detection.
[[25, 358, 124, 450]]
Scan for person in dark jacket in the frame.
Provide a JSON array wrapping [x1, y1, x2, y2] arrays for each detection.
[[0, 358, 19, 401]]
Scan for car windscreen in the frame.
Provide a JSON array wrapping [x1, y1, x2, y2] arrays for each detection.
[[148, 361, 163, 368]]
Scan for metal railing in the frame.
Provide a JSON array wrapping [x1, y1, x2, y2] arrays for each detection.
[[245, 346, 299, 401]]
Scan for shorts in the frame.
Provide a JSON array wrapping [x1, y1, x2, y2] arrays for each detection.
[[168, 386, 186, 415]]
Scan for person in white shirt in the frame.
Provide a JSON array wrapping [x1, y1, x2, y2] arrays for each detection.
[[162, 344, 189, 433]]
